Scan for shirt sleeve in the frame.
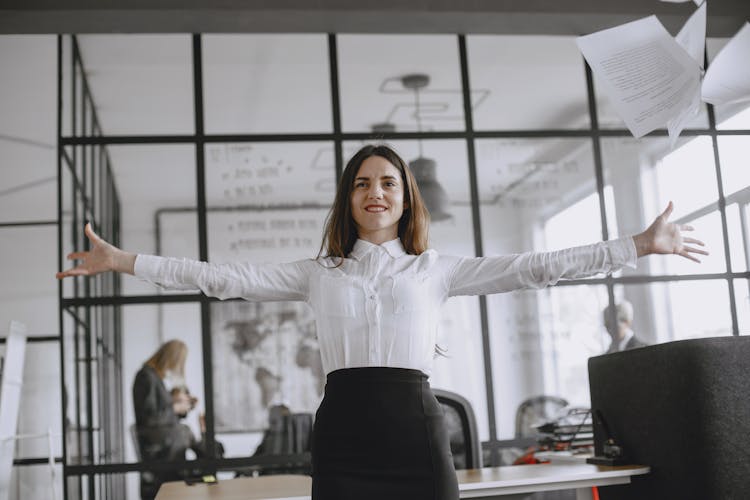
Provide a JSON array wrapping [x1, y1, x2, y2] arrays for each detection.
[[446, 236, 637, 297], [134, 255, 311, 302]]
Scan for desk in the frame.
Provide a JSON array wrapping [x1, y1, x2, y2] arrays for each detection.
[[156, 464, 649, 500]]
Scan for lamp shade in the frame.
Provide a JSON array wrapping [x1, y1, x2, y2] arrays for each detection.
[[409, 156, 451, 222]]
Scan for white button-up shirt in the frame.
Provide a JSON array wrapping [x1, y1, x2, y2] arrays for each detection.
[[135, 237, 636, 376]]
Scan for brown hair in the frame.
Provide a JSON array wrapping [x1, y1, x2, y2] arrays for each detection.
[[145, 339, 187, 379], [318, 144, 430, 262]]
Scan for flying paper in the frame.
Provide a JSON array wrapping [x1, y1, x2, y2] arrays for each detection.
[[667, 1, 707, 145], [577, 16, 701, 138], [702, 22, 750, 106]]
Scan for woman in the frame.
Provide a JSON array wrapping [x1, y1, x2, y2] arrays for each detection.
[[58, 144, 706, 500], [133, 340, 193, 500]]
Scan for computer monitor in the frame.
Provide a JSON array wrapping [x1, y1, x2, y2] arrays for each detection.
[[588, 336, 750, 500]]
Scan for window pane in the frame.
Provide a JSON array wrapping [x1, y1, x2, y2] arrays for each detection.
[[476, 138, 601, 253], [0, 226, 57, 334], [203, 35, 332, 134], [205, 142, 335, 263], [204, 142, 334, 438], [0, 36, 57, 222], [67, 472, 136, 500], [107, 145, 199, 296], [734, 279, 750, 334], [718, 135, 750, 198], [338, 35, 464, 132], [716, 103, 750, 130], [487, 284, 609, 440], [650, 136, 718, 215], [76, 35, 194, 135], [11, 463, 62, 500], [211, 300, 322, 433], [614, 281, 732, 345], [468, 35, 590, 130], [544, 285, 610, 402], [121, 303, 204, 464], [726, 203, 748, 272], [8, 343, 62, 460], [602, 136, 724, 275], [476, 137, 604, 440]]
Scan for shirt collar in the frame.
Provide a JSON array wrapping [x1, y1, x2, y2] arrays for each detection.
[[350, 238, 407, 260], [618, 328, 635, 351]]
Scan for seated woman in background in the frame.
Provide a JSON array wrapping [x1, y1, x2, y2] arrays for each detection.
[[171, 385, 225, 460], [133, 340, 193, 500]]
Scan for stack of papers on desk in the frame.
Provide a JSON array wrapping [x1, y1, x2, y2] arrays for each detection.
[[534, 409, 594, 450]]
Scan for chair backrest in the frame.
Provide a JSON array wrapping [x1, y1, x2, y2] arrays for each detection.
[[514, 395, 569, 438], [433, 389, 482, 469], [254, 405, 313, 456]]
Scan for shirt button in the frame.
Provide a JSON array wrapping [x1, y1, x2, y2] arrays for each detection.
[[369, 294, 376, 300]]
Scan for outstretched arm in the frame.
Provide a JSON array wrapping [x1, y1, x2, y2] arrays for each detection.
[[56, 222, 136, 279], [446, 202, 708, 297], [632, 201, 708, 262]]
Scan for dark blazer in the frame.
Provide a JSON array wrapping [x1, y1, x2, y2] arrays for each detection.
[[132, 365, 190, 462], [607, 334, 648, 354]]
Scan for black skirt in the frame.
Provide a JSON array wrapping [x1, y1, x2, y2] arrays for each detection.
[[311, 367, 459, 500]]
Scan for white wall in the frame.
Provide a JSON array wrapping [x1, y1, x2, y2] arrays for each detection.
[[0, 35, 63, 500]]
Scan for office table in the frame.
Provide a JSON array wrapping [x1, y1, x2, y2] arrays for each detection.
[[155, 463, 649, 500]]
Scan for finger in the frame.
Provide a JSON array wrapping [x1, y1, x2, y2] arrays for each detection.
[[66, 251, 89, 260], [85, 222, 103, 244], [683, 245, 709, 256], [661, 201, 674, 220], [683, 237, 704, 246], [679, 251, 700, 263], [56, 268, 89, 279]]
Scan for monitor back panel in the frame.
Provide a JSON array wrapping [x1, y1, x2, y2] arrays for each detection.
[[588, 336, 750, 500]]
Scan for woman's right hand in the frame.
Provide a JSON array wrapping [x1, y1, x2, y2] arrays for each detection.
[[56, 222, 136, 279]]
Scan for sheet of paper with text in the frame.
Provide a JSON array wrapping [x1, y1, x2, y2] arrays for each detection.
[[667, 1, 706, 146], [577, 16, 701, 139], [702, 22, 750, 106]]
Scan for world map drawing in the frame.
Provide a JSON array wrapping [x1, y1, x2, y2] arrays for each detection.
[[211, 301, 324, 432]]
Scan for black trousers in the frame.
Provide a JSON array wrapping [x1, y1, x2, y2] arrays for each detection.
[[311, 367, 459, 500]]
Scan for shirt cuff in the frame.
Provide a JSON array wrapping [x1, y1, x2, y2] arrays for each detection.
[[133, 254, 161, 281], [611, 237, 638, 269]]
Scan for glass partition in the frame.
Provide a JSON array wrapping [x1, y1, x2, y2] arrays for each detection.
[[467, 35, 590, 130], [202, 35, 332, 134]]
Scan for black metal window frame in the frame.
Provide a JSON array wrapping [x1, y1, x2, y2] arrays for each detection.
[[54, 32, 750, 498]]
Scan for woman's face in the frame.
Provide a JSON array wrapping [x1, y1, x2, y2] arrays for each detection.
[[349, 155, 407, 244]]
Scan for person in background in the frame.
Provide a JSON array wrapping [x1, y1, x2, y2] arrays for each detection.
[[170, 385, 225, 459], [604, 300, 648, 353], [132, 340, 192, 500], [58, 144, 706, 500]]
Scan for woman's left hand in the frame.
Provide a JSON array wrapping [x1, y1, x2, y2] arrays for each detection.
[[633, 201, 708, 262]]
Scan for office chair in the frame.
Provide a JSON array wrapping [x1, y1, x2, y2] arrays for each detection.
[[433, 389, 482, 469], [237, 404, 313, 477], [514, 395, 569, 438]]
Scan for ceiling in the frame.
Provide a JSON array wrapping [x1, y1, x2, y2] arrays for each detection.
[[1, 0, 749, 37]]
